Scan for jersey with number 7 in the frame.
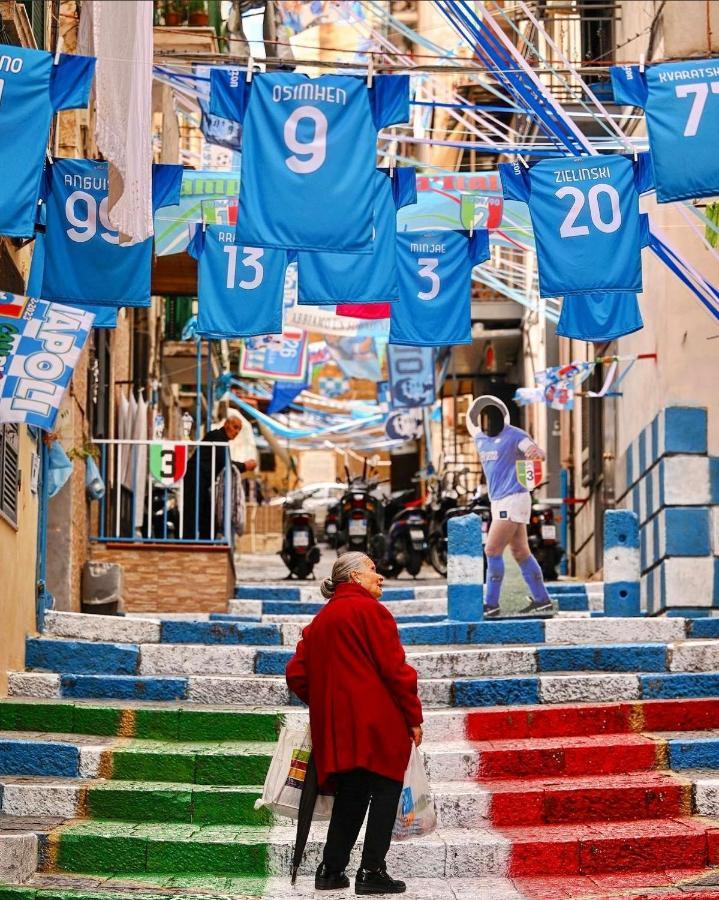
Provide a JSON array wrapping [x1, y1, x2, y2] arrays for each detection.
[[611, 59, 719, 203], [210, 70, 409, 254], [499, 154, 654, 298]]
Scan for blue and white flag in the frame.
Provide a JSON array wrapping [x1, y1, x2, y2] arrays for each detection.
[[239, 329, 309, 383], [387, 345, 435, 409], [0, 294, 94, 430]]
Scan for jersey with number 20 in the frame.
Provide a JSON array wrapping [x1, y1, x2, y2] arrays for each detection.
[[0, 45, 95, 237], [611, 59, 719, 202], [499, 154, 653, 297], [210, 70, 409, 253]]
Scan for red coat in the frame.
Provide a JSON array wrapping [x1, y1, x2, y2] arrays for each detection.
[[285, 582, 423, 787]]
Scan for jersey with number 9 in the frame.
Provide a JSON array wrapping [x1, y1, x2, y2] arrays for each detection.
[[611, 59, 719, 203], [187, 223, 293, 338], [499, 154, 653, 298], [31, 159, 183, 308], [210, 70, 409, 253]]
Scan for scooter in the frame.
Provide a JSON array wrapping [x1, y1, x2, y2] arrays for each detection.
[[337, 462, 385, 561], [279, 488, 322, 579], [430, 486, 492, 577], [426, 470, 469, 576], [324, 499, 341, 549], [528, 491, 563, 581], [377, 489, 428, 578]]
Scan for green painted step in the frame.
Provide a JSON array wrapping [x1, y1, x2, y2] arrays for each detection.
[[87, 782, 269, 826], [0, 876, 270, 900], [0, 700, 281, 742], [45, 822, 272, 876], [108, 740, 273, 786]]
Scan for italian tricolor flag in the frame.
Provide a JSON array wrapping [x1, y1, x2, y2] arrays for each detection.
[[149, 442, 188, 486]]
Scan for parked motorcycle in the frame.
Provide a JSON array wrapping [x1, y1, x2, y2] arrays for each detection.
[[377, 489, 428, 578], [528, 492, 563, 581], [324, 499, 341, 549], [337, 462, 385, 561], [279, 488, 322, 579]]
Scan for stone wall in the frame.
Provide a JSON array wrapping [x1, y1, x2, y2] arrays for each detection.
[[91, 544, 234, 613]]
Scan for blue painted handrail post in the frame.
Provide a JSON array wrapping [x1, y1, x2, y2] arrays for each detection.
[[447, 514, 484, 621], [603, 509, 641, 616]]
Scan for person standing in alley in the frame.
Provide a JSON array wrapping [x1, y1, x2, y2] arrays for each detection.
[[286, 552, 423, 895], [467, 395, 555, 618]]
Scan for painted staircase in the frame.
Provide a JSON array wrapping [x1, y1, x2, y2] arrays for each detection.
[[5, 584, 719, 897]]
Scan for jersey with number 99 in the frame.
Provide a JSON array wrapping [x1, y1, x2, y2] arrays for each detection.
[[499, 154, 653, 298], [31, 159, 183, 307], [188, 224, 293, 338], [210, 70, 409, 253], [611, 60, 719, 203], [389, 229, 490, 347]]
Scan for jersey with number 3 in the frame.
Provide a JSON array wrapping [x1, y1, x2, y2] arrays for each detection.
[[210, 70, 409, 253], [611, 60, 719, 202], [0, 46, 95, 238], [32, 159, 183, 307], [389, 230, 490, 347], [499, 154, 653, 297], [187, 224, 293, 338]]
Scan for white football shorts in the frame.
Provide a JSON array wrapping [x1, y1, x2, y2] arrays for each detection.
[[490, 491, 532, 525]]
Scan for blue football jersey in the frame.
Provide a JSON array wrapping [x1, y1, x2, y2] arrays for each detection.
[[0, 46, 95, 238], [210, 70, 409, 252], [188, 224, 293, 338], [31, 159, 183, 308], [389, 229, 490, 347], [297, 167, 417, 306], [611, 60, 719, 203], [499, 154, 653, 297], [474, 425, 538, 501], [26, 231, 118, 329]]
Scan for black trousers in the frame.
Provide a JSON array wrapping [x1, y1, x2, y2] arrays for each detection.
[[322, 768, 403, 873]]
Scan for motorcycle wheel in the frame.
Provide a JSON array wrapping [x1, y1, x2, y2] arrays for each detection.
[[428, 540, 447, 577], [404, 539, 423, 577], [292, 559, 314, 580], [535, 548, 558, 582]]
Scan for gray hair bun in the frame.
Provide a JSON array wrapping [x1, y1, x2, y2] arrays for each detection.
[[320, 577, 336, 599]]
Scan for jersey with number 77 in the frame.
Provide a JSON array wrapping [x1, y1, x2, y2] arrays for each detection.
[[31, 158, 183, 308], [210, 70, 409, 253], [611, 59, 719, 203], [499, 154, 653, 298]]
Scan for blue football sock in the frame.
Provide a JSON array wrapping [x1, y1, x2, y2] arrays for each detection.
[[485, 554, 505, 608], [519, 555, 551, 603]]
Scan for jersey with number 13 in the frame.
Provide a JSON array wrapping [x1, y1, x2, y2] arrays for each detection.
[[499, 154, 653, 298], [210, 70, 409, 253]]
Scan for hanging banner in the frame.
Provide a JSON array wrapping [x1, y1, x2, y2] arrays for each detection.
[[385, 409, 424, 442], [387, 345, 436, 410], [239, 329, 309, 383], [326, 336, 383, 382], [318, 374, 350, 398], [0, 294, 95, 430], [149, 442, 188, 486]]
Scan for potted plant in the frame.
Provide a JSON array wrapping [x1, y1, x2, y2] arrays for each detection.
[[164, 0, 185, 26], [188, 0, 209, 26]]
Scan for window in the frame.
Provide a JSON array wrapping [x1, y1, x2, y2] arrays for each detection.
[[0, 424, 20, 527]]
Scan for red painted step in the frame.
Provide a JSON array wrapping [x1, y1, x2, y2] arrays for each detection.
[[514, 867, 719, 899], [476, 733, 662, 779], [464, 698, 719, 742], [486, 772, 690, 826], [502, 817, 712, 877]]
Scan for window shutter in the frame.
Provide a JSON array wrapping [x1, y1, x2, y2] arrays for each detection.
[[0, 424, 19, 526]]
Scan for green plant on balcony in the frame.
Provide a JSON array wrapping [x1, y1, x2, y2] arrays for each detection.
[[163, 0, 187, 27], [187, 0, 209, 27]]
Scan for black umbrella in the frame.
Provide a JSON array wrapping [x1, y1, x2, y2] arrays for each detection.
[[290, 750, 320, 885]]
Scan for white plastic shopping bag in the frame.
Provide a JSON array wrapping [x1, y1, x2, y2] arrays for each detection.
[[392, 744, 437, 840], [254, 724, 334, 821]]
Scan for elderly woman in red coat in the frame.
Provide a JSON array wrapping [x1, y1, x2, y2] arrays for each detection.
[[285, 551, 423, 896]]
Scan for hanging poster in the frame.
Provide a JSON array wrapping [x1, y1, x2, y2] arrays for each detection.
[[387, 345, 436, 410], [0, 294, 94, 430], [385, 409, 424, 442], [239, 329, 309, 383]]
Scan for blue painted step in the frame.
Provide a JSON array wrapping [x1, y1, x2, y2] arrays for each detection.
[[25, 638, 139, 676], [159, 621, 281, 645], [399, 620, 546, 646], [60, 674, 187, 702]]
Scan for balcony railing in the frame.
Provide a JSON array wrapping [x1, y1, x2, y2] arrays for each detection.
[[91, 439, 233, 546]]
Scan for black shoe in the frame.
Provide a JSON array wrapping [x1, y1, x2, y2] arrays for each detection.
[[355, 865, 406, 895], [315, 862, 350, 890], [518, 596, 555, 616], [483, 603, 501, 619]]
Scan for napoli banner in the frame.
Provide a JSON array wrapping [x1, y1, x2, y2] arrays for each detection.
[[149, 442, 188, 486], [239, 329, 309, 383], [387, 345, 436, 410], [385, 409, 424, 442], [0, 294, 94, 430]]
